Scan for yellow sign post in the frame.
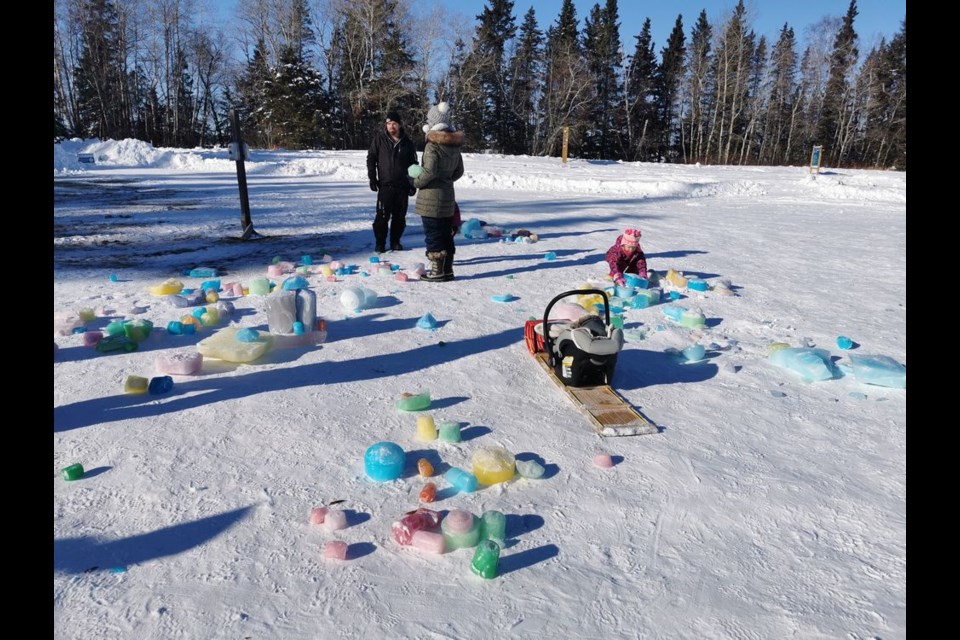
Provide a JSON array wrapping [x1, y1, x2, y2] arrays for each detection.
[[562, 126, 569, 164]]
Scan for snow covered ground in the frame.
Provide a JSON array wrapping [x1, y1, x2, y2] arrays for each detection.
[[54, 138, 906, 639]]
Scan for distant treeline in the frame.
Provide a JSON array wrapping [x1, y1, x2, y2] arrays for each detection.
[[53, 0, 905, 170]]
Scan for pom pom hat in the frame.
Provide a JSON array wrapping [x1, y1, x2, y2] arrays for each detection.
[[622, 228, 641, 248], [385, 110, 402, 125], [423, 102, 452, 133]]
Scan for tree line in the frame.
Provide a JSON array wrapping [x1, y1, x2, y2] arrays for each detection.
[[53, 0, 906, 170]]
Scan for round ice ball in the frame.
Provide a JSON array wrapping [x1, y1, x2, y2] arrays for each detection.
[[364, 441, 405, 482]]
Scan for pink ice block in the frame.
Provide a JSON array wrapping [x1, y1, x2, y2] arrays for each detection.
[[267, 264, 284, 276], [155, 351, 204, 375], [391, 509, 442, 545], [324, 510, 347, 531], [395, 272, 409, 282], [323, 540, 348, 560], [593, 453, 615, 468], [410, 530, 445, 554], [83, 331, 104, 347], [443, 509, 474, 534], [326, 275, 337, 282], [309, 506, 329, 525]]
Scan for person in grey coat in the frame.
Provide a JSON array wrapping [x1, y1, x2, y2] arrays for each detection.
[[411, 102, 464, 282]]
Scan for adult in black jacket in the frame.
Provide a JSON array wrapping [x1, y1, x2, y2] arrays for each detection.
[[366, 111, 419, 252]]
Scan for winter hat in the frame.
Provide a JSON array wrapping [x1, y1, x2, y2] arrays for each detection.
[[423, 102, 452, 133], [621, 228, 641, 248], [385, 110, 402, 125]]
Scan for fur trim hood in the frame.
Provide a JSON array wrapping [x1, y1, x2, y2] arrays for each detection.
[[425, 130, 465, 147]]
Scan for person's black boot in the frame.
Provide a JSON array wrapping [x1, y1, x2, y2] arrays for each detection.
[[441, 252, 454, 281]]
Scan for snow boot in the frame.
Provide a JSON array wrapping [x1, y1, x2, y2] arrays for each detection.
[[441, 252, 455, 281], [422, 251, 448, 282]]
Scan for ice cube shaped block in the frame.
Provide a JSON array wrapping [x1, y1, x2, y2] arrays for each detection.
[[155, 351, 203, 375], [768, 348, 837, 382], [196, 327, 274, 363], [847, 354, 906, 388], [472, 446, 515, 485], [323, 541, 348, 560], [515, 459, 545, 479], [445, 467, 478, 493], [364, 441, 405, 482]]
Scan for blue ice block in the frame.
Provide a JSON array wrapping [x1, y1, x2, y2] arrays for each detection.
[[364, 442, 405, 482], [189, 267, 217, 278], [847, 354, 906, 388], [445, 467, 478, 493], [148, 376, 174, 395], [662, 305, 686, 322], [768, 348, 837, 382]]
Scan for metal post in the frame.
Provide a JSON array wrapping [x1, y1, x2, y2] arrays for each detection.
[[230, 108, 258, 239]]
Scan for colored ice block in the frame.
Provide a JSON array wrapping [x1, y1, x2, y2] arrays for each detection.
[[444, 467, 478, 493], [441, 510, 480, 549], [196, 327, 274, 363], [124, 375, 149, 394], [847, 353, 906, 388], [309, 507, 329, 525], [364, 441, 405, 482], [416, 415, 437, 441], [149, 279, 184, 296], [410, 530, 445, 554], [322, 540, 348, 560], [396, 392, 431, 412], [438, 421, 461, 443], [61, 463, 84, 481], [480, 511, 506, 545], [515, 459, 545, 479], [155, 351, 203, 375], [470, 540, 501, 579], [324, 510, 348, 531], [472, 446, 516, 485]]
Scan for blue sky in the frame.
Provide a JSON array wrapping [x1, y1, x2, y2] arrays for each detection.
[[213, 0, 905, 56], [446, 0, 906, 51]]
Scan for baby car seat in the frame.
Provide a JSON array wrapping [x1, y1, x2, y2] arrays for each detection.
[[542, 289, 624, 387]]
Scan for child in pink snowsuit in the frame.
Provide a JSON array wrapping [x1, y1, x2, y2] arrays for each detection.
[[605, 228, 648, 285]]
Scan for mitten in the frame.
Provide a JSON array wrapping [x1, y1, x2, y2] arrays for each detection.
[[408, 184, 417, 197], [369, 178, 379, 192]]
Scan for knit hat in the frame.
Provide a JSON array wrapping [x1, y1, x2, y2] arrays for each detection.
[[385, 110, 402, 125], [423, 102, 452, 133], [621, 228, 641, 248]]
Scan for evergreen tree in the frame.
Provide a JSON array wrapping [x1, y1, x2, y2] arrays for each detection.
[[654, 15, 686, 162], [760, 24, 798, 164], [505, 7, 545, 155], [681, 10, 713, 162], [235, 37, 272, 145], [816, 0, 859, 164], [458, 0, 517, 152], [582, 0, 624, 160], [623, 18, 657, 161], [262, 45, 330, 149], [73, 0, 126, 139]]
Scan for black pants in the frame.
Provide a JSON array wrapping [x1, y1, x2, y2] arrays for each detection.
[[373, 186, 408, 247], [421, 216, 455, 255]]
